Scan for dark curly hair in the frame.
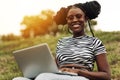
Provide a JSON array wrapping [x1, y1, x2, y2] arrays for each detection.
[[54, 1, 101, 25]]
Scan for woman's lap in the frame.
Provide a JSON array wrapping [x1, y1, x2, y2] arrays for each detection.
[[13, 73, 89, 80], [35, 73, 89, 80], [12, 77, 31, 80]]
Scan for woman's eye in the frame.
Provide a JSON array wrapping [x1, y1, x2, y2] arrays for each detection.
[[67, 14, 82, 21], [76, 14, 82, 19], [67, 15, 74, 20]]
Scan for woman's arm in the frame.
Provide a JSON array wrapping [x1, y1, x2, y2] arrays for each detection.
[[60, 53, 111, 80]]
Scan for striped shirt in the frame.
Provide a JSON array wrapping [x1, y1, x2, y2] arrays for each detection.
[[56, 35, 106, 71]]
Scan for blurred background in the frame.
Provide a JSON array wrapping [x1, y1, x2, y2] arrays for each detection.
[[0, 0, 120, 80]]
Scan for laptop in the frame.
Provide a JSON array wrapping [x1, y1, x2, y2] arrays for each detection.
[[13, 43, 77, 79], [13, 43, 59, 78]]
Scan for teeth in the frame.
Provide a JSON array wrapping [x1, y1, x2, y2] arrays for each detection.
[[73, 24, 80, 27]]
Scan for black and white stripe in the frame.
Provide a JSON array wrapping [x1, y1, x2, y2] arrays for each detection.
[[56, 35, 106, 71]]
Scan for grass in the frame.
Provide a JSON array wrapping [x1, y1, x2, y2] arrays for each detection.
[[0, 31, 120, 80]]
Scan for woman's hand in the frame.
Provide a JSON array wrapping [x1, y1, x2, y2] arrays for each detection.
[[59, 64, 89, 74], [59, 64, 88, 70]]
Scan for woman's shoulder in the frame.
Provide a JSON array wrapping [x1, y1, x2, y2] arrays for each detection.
[[85, 35, 102, 41], [58, 36, 72, 41], [84, 35, 104, 46]]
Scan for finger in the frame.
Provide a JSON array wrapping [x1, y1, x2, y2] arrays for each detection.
[[60, 68, 68, 71]]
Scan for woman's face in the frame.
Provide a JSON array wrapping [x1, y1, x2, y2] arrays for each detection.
[[66, 7, 86, 34]]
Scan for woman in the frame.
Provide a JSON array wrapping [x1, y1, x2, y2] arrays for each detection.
[[13, 1, 111, 80]]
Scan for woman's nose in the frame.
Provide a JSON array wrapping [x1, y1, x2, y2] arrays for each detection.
[[72, 16, 78, 21]]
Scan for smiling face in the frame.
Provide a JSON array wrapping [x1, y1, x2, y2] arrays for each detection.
[[66, 6, 87, 37]]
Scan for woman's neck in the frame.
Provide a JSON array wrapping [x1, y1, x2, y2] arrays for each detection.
[[73, 31, 85, 38]]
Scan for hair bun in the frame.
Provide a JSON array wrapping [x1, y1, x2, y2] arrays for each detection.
[[83, 1, 101, 19], [53, 7, 68, 25]]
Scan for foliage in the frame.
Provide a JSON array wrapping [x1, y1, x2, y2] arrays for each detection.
[[0, 31, 120, 80], [0, 34, 21, 41], [21, 10, 57, 38]]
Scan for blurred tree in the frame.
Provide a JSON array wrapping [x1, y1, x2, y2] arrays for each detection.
[[1, 34, 21, 41], [21, 10, 55, 38]]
